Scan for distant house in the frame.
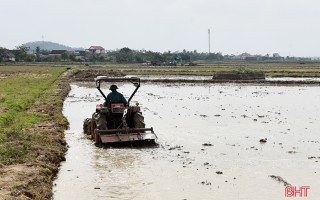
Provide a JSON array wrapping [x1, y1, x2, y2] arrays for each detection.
[[88, 46, 106, 54], [46, 50, 72, 61], [0, 48, 15, 61], [74, 50, 86, 56], [72, 50, 85, 61]]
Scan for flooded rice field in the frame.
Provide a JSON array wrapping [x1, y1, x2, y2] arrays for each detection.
[[53, 81, 320, 200], [131, 74, 320, 82], [128, 75, 212, 80], [265, 77, 320, 82]]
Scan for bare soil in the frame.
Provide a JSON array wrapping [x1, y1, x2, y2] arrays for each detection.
[[72, 69, 125, 81], [213, 70, 265, 80]]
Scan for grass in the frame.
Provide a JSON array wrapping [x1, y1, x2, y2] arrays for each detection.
[[0, 66, 67, 165], [3, 61, 320, 77], [69, 61, 320, 77]]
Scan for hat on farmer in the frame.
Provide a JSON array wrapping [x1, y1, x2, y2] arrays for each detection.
[[109, 85, 118, 90]]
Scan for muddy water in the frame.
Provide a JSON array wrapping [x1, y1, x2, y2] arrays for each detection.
[[266, 77, 320, 82], [127, 75, 212, 80], [133, 74, 320, 82], [53, 82, 320, 200]]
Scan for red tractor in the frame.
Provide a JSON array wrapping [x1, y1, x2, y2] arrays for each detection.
[[83, 76, 157, 146]]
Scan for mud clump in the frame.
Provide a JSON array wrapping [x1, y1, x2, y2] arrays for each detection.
[[200, 180, 212, 185], [259, 138, 267, 143], [72, 69, 125, 81], [168, 145, 183, 150], [308, 156, 320, 159], [269, 175, 291, 186], [213, 70, 265, 80]]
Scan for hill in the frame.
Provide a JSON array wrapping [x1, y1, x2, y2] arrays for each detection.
[[23, 41, 84, 51]]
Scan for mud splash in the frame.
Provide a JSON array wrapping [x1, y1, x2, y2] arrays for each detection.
[[54, 82, 320, 200]]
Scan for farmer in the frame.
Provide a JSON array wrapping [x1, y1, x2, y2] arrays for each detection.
[[104, 85, 128, 107], [92, 85, 127, 130], [103, 85, 128, 129]]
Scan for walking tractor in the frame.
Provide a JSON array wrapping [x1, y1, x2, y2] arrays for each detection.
[[83, 76, 157, 146]]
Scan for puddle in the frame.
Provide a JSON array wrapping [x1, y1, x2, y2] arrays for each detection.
[[53, 82, 320, 200]]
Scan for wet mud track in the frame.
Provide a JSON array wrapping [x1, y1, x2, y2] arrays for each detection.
[[54, 81, 320, 200]]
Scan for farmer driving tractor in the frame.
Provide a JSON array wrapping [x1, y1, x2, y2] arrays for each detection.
[[93, 84, 128, 130], [104, 85, 128, 108], [83, 76, 157, 146]]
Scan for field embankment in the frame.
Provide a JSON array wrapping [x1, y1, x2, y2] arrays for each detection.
[[0, 66, 70, 199]]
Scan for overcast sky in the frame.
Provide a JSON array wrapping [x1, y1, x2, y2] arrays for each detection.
[[1, 0, 319, 57]]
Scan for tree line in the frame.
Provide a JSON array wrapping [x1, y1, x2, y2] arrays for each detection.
[[4, 46, 304, 63], [112, 48, 224, 65], [0, 46, 224, 64]]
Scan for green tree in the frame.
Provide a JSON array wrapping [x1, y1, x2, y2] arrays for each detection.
[[116, 47, 133, 63], [25, 54, 36, 62], [90, 54, 97, 62], [13, 45, 29, 61], [98, 56, 105, 62], [152, 52, 164, 63], [134, 54, 144, 63], [69, 54, 76, 61], [179, 53, 190, 62], [36, 46, 41, 61], [206, 52, 224, 60], [61, 52, 69, 61]]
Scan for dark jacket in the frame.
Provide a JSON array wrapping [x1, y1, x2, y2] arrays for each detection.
[[105, 90, 128, 107]]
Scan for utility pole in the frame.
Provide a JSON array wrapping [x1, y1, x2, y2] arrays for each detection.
[[42, 35, 44, 49], [208, 29, 211, 54]]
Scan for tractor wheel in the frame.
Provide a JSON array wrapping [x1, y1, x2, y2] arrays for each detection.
[[91, 121, 97, 140], [83, 118, 92, 135], [91, 121, 103, 146], [133, 112, 145, 128]]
